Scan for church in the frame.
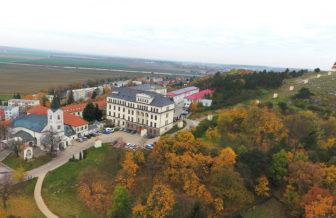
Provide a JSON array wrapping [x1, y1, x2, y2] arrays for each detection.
[[10, 97, 88, 151]]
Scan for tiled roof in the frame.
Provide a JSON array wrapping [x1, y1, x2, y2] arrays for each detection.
[[27, 105, 48, 115], [131, 84, 165, 91], [167, 86, 199, 97], [12, 115, 48, 132], [64, 113, 88, 127], [62, 100, 106, 113], [109, 87, 173, 107], [186, 89, 214, 101]]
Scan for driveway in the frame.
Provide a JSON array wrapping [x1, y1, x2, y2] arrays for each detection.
[[27, 131, 158, 178]]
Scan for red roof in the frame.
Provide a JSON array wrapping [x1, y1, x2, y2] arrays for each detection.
[[64, 113, 88, 127], [27, 105, 48, 115], [62, 100, 106, 113], [1, 120, 12, 127], [27, 105, 88, 127], [186, 89, 214, 101]]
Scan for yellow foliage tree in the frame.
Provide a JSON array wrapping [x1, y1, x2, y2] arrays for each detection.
[[214, 147, 236, 168], [324, 165, 336, 191], [146, 183, 175, 218], [116, 152, 139, 190], [12, 166, 26, 182], [255, 176, 270, 197]]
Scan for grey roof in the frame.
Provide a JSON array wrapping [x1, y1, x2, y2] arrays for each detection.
[[168, 86, 198, 95], [13, 130, 35, 142], [131, 84, 165, 91], [11, 115, 47, 133], [64, 125, 76, 137], [88, 124, 98, 131], [109, 87, 173, 107]]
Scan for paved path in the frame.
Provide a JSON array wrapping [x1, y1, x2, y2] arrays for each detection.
[[0, 149, 12, 161], [29, 131, 159, 217], [34, 173, 58, 218]]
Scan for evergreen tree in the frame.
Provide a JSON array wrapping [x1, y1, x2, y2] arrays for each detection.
[[91, 89, 98, 99], [67, 90, 75, 105], [94, 104, 103, 121], [83, 102, 96, 122], [51, 95, 61, 110]]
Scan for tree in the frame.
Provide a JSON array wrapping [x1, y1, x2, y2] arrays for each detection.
[[91, 88, 99, 99], [136, 183, 175, 218], [292, 87, 314, 99], [323, 165, 336, 191], [83, 102, 96, 122], [302, 185, 336, 218], [12, 166, 26, 182], [13, 93, 21, 99], [78, 168, 111, 214], [40, 95, 49, 107], [255, 176, 270, 197], [314, 68, 321, 73], [288, 160, 325, 193], [50, 95, 61, 110], [108, 185, 132, 218], [0, 173, 12, 209], [116, 152, 139, 190], [269, 149, 289, 185], [214, 147, 236, 168], [94, 104, 103, 121], [67, 90, 75, 105], [41, 129, 62, 155]]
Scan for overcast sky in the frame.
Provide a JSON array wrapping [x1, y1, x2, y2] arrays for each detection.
[[1, 0, 335, 69]]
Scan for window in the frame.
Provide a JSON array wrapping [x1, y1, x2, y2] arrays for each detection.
[[49, 115, 52, 120], [166, 113, 169, 118], [58, 115, 60, 120], [151, 114, 153, 119], [109, 105, 111, 109], [165, 120, 168, 125], [155, 115, 157, 120], [154, 123, 157, 127], [109, 111, 111, 116], [57, 125, 61, 130], [150, 122, 152, 127]]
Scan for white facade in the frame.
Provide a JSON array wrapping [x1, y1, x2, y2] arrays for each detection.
[[0, 106, 19, 120], [167, 86, 200, 104], [8, 99, 40, 108], [69, 86, 103, 102], [106, 89, 175, 136]]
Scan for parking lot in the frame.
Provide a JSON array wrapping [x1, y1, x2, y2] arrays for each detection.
[[77, 129, 159, 151]]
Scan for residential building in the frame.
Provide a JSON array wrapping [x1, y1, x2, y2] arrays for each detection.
[[106, 87, 175, 137], [131, 84, 167, 95], [111, 80, 130, 87], [167, 86, 200, 103], [0, 106, 20, 120], [68, 86, 103, 102], [8, 99, 40, 108]]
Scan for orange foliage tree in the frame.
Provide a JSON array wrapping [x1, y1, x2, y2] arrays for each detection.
[[116, 152, 139, 190]]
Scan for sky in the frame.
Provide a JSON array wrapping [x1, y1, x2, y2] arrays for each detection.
[[1, 0, 336, 69]]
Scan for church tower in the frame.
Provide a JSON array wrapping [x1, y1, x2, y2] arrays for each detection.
[[47, 95, 64, 133]]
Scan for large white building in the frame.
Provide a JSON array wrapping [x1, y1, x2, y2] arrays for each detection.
[[106, 87, 175, 137], [68, 86, 103, 102]]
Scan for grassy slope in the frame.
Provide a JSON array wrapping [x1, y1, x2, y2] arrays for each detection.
[[0, 179, 44, 218], [42, 144, 124, 217], [242, 198, 287, 218], [3, 154, 52, 171]]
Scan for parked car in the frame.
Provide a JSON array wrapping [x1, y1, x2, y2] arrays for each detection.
[[145, 144, 154, 150], [105, 127, 114, 133], [131, 130, 137, 134], [103, 129, 112, 134]]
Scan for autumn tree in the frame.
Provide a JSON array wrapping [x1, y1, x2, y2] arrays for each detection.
[[255, 176, 270, 197], [66, 90, 75, 105], [301, 185, 336, 218], [288, 160, 325, 193], [116, 152, 139, 190], [323, 165, 336, 191], [78, 168, 111, 215], [133, 183, 175, 218], [12, 166, 26, 182]]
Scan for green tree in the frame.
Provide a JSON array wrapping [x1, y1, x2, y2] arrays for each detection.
[[67, 90, 75, 105], [269, 149, 289, 185], [94, 104, 103, 121], [108, 185, 132, 218], [293, 87, 314, 99], [91, 88, 99, 99], [314, 68, 320, 73], [83, 102, 96, 122]]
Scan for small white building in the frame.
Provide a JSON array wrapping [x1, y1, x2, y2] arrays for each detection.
[[8, 99, 40, 108], [167, 86, 200, 104], [0, 106, 19, 120]]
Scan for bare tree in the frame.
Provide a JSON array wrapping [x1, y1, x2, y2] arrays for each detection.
[[0, 123, 9, 141], [41, 129, 63, 156], [0, 173, 12, 209]]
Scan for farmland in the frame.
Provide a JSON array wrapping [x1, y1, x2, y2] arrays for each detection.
[[0, 63, 141, 94]]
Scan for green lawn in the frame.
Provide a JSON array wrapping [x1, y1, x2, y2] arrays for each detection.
[[42, 144, 125, 217], [164, 120, 186, 135], [242, 198, 287, 218], [0, 179, 44, 218], [3, 154, 52, 171], [0, 94, 12, 101]]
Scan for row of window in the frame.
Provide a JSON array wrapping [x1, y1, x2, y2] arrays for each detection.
[[108, 99, 168, 113]]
